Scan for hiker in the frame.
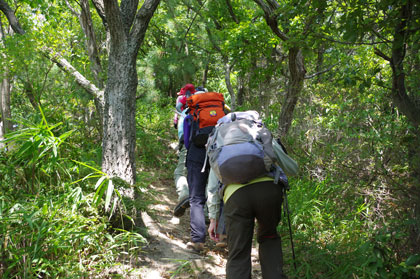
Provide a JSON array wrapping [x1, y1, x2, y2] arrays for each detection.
[[173, 85, 210, 217], [184, 85, 226, 252], [206, 111, 298, 279], [173, 87, 191, 217]]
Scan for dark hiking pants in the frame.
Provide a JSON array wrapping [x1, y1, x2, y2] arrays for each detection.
[[186, 160, 209, 243], [224, 180, 287, 279]]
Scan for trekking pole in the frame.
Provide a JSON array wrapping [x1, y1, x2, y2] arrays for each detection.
[[283, 188, 297, 271]]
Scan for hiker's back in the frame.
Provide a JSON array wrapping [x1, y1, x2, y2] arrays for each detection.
[[206, 110, 297, 186], [186, 91, 225, 147], [206, 110, 275, 185]]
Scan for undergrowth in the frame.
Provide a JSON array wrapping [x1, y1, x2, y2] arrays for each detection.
[[0, 102, 175, 278], [280, 177, 420, 278]]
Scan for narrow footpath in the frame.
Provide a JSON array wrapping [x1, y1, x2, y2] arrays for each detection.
[[135, 172, 263, 278]]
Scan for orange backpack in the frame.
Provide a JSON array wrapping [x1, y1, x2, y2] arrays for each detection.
[[186, 92, 225, 147]]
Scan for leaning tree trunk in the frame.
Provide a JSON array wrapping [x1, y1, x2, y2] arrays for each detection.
[[0, 0, 25, 34]]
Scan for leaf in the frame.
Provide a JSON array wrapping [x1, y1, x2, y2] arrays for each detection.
[[52, 144, 58, 158], [57, 130, 75, 145], [42, 203, 48, 215], [109, 197, 118, 218], [71, 174, 103, 185], [95, 176, 107, 190], [71, 160, 106, 175], [93, 181, 107, 207], [405, 254, 420, 267], [104, 180, 114, 212]]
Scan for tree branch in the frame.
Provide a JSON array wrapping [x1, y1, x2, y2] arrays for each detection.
[[206, 27, 222, 53], [129, 0, 161, 52], [314, 33, 388, 46], [0, 0, 24, 34], [43, 48, 104, 102], [305, 63, 339, 79], [225, 0, 239, 24], [180, 3, 201, 49], [120, 0, 139, 34], [103, 0, 126, 48], [193, 0, 221, 29], [374, 47, 391, 62], [178, 0, 210, 53], [253, 0, 288, 41], [65, 0, 80, 17], [91, 0, 108, 28]]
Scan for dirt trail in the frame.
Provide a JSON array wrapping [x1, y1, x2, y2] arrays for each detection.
[[136, 175, 263, 279]]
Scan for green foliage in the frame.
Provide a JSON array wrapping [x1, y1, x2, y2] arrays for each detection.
[[136, 100, 178, 173], [1, 106, 74, 194], [282, 177, 420, 278], [71, 161, 121, 217], [0, 107, 149, 277], [0, 183, 147, 278]]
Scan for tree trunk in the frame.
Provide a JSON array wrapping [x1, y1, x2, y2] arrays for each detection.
[[202, 62, 209, 88], [79, 0, 104, 89], [100, 0, 160, 231], [0, 75, 12, 150], [65, 0, 105, 134], [387, 1, 420, 253], [253, 0, 307, 137], [0, 17, 12, 143], [102, 52, 138, 185], [236, 75, 245, 107], [101, 0, 161, 185], [407, 132, 420, 253], [278, 47, 306, 137], [80, 0, 105, 135], [0, 76, 11, 134], [224, 61, 236, 111], [0, 79, 3, 149], [21, 80, 39, 110]]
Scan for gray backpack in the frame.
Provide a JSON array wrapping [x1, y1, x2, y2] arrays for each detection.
[[205, 110, 279, 185]]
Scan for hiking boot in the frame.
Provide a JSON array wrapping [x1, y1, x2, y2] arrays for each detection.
[[215, 234, 227, 248], [173, 196, 190, 217], [186, 242, 205, 253]]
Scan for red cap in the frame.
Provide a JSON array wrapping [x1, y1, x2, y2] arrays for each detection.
[[177, 84, 196, 96], [183, 83, 195, 93]]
